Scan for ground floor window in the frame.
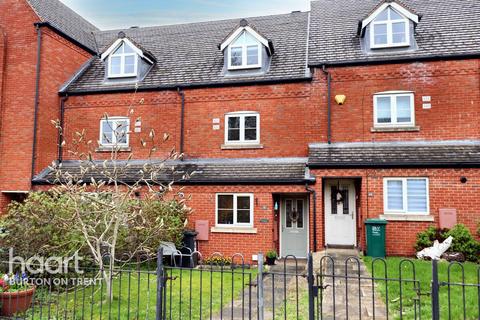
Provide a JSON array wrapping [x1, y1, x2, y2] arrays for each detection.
[[216, 194, 254, 227], [384, 178, 429, 214]]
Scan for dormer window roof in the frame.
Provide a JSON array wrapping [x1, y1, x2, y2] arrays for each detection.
[[220, 19, 274, 71], [100, 33, 155, 79], [359, 1, 420, 49]]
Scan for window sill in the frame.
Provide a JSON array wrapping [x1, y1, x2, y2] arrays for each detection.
[[371, 126, 420, 133], [210, 227, 257, 234], [221, 144, 264, 150], [95, 147, 132, 153], [379, 214, 434, 222]]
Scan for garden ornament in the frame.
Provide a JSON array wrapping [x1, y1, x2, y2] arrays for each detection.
[[416, 236, 453, 260]]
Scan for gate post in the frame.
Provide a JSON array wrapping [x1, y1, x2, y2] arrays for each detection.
[[431, 259, 440, 320], [307, 253, 315, 320], [257, 253, 264, 320], [156, 247, 165, 320]]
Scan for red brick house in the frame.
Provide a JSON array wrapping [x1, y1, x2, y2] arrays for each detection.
[[2, 0, 480, 260]]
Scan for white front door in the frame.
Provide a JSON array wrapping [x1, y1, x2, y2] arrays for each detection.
[[324, 179, 357, 246], [280, 198, 308, 258]]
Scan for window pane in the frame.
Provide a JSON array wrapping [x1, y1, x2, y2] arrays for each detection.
[[228, 117, 240, 141], [228, 117, 240, 129], [245, 116, 256, 129], [124, 55, 136, 74], [123, 43, 134, 54], [230, 47, 242, 66], [342, 189, 349, 215], [101, 121, 114, 144], [237, 196, 250, 210], [373, 24, 388, 45], [237, 210, 250, 224], [244, 32, 258, 45], [387, 180, 404, 210], [392, 22, 407, 43], [376, 96, 392, 123], [110, 56, 121, 75], [285, 200, 293, 228], [296, 200, 304, 228], [113, 43, 124, 55], [218, 195, 234, 209], [375, 9, 389, 22], [218, 209, 234, 224], [244, 116, 257, 141], [407, 180, 427, 212], [396, 96, 412, 123], [247, 45, 259, 65], [390, 8, 403, 20], [330, 187, 337, 215], [115, 121, 128, 144], [228, 129, 240, 141], [244, 129, 257, 141]]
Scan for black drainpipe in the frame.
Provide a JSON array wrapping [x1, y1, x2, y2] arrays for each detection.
[[306, 183, 317, 252], [31, 24, 43, 181], [177, 87, 185, 158], [58, 95, 68, 163], [322, 65, 332, 144]]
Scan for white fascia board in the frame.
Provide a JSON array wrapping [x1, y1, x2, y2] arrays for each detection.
[[361, 2, 419, 30], [101, 38, 154, 64], [220, 26, 270, 51]]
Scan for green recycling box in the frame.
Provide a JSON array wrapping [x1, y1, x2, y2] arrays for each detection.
[[365, 219, 388, 258]]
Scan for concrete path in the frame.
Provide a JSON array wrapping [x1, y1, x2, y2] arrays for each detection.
[[313, 248, 387, 320]]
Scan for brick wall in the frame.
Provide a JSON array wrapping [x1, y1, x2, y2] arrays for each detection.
[[0, 0, 92, 211], [310, 168, 480, 257], [314, 60, 480, 143]]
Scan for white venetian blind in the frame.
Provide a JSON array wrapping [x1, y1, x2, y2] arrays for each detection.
[[407, 179, 427, 212], [387, 180, 403, 210]]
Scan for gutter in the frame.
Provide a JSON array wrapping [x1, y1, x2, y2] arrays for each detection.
[[58, 95, 68, 162], [31, 24, 42, 182], [321, 65, 332, 144], [305, 183, 317, 252], [177, 88, 185, 157], [307, 162, 480, 169]]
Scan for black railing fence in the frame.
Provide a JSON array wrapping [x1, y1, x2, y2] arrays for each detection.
[[0, 250, 477, 319]]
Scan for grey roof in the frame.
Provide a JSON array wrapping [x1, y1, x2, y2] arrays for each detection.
[[308, 140, 480, 168], [309, 0, 480, 66], [33, 158, 313, 185], [64, 12, 310, 93], [26, 0, 99, 52]]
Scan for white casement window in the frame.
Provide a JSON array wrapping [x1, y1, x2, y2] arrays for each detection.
[[99, 117, 130, 147], [228, 31, 262, 70], [384, 178, 429, 215], [370, 7, 410, 48], [374, 92, 415, 127], [216, 194, 254, 227], [225, 112, 260, 145], [108, 42, 138, 78]]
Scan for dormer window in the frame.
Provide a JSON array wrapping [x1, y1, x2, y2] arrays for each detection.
[[220, 20, 274, 72], [108, 42, 137, 78], [371, 7, 409, 48], [228, 31, 262, 69]]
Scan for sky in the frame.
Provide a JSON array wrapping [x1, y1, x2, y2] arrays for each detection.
[[60, 0, 311, 30]]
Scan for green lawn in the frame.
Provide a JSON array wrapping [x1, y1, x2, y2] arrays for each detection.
[[28, 267, 256, 319], [363, 257, 480, 320]]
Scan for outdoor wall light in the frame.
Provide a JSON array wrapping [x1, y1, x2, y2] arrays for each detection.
[[335, 95, 346, 105], [274, 201, 279, 211]]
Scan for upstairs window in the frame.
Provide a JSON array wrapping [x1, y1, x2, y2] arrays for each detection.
[[228, 31, 262, 70], [374, 92, 414, 127], [384, 178, 429, 215], [370, 7, 409, 48], [225, 112, 260, 145], [99, 117, 130, 147], [108, 42, 137, 78]]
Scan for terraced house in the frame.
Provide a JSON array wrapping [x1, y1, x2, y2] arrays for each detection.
[[0, 0, 479, 260]]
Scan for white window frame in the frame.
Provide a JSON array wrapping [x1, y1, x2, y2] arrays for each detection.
[[224, 112, 260, 145], [383, 178, 430, 215], [107, 42, 138, 78], [370, 7, 410, 49], [215, 193, 254, 227], [227, 31, 262, 70], [373, 91, 415, 127], [99, 117, 130, 147]]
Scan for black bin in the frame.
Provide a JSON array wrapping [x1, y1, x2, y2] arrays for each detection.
[[180, 230, 198, 268]]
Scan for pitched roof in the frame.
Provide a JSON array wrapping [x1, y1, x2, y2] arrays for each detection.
[[64, 12, 311, 93], [26, 0, 99, 52], [33, 158, 314, 185], [308, 140, 480, 168], [309, 0, 480, 66]]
